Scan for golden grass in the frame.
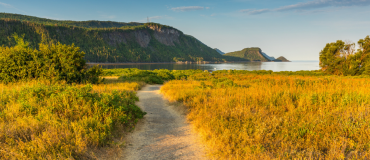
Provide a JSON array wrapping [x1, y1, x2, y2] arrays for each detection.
[[0, 79, 145, 159], [93, 77, 145, 93], [161, 73, 370, 159]]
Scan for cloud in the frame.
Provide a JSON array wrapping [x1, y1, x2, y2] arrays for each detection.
[[0, 2, 11, 8], [0, 2, 26, 13], [171, 6, 209, 12], [276, 0, 370, 11], [240, 0, 370, 15], [240, 9, 270, 15]]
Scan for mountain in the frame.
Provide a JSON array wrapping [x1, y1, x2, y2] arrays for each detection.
[[214, 48, 225, 55], [0, 13, 245, 63], [275, 56, 290, 62], [223, 47, 289, 62], [224, 47, 269, 61]]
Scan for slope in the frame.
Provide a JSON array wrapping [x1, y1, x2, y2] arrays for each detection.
[[275, 56, 290, 62], [223, 47, 269, 61], [0, 14, 245, 63]]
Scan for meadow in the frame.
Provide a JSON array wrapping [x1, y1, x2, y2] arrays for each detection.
[[0, 79, 146, 159], [2, 65, 370, 159], [161, 71, 370, 159]]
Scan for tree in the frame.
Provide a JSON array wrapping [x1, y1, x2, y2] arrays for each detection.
[[319, 36, 370, 76]]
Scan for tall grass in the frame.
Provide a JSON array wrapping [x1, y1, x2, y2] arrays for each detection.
[[0, 80, 145, 159], [161, 73, 370, 159]]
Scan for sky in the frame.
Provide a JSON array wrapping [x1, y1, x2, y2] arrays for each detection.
[[1, 0, 370, 60]]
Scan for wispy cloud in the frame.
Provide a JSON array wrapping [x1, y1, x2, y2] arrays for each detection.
[[276, 0, 370, 11], [0, 2, 11, 8], [240, 9, 270, 15], [171, 6, 209, 12], [240, 0, 370, 15], [0, 2, 26, 13]]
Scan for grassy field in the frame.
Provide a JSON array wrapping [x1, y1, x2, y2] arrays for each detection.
[[0, 79, 146, 159], [161, 71, 370, 159]]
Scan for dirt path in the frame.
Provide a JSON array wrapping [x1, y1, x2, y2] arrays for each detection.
[[122, 85, 208, 160]]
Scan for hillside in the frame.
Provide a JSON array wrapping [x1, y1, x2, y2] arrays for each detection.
[[0, 13, 244, 63], [276, 56, 290, 62], [224, 47, 290, 62], [223, 47, 269, 61]]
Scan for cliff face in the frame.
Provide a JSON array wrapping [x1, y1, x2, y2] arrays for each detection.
[[0, 18, 225, 63], [96, 27, 181, 48], [149, 26, 180, 46]]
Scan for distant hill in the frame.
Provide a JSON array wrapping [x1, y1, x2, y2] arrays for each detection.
[[275, 56, 290, 62], [0, 13, 246, 63], [223, 48, 270, 61], [223, 47, 290, 62], [214, 48, 225, 55]]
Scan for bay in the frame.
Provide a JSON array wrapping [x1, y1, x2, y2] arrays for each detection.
[[91, 61, 320, 72]]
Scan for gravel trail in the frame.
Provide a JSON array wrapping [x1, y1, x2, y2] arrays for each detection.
[[122, 85, 208, 160]]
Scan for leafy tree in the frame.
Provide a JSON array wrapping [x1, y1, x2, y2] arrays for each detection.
[[319, 36, 370, 76]]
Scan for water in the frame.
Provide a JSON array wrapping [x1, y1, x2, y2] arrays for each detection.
[[93, 61, 320, 72]]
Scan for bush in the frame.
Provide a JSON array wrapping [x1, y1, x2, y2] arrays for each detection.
[[0, 34, 103, 83]]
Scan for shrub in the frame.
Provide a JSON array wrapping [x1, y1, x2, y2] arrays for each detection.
[[0, 34, 103, 83]]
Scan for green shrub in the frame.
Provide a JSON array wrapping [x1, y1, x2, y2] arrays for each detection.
[[0, 34, 103, 83]]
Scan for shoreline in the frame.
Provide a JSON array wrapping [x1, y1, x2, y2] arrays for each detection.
[[86, 61, 282, 66]]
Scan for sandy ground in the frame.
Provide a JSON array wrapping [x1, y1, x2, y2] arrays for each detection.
[[122, 85, 208, 160]]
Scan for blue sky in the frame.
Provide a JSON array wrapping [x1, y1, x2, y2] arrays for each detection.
[[1, 0, 370, 60]]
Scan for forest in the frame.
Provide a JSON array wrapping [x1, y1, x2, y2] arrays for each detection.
[[0, 13, 245, 63]]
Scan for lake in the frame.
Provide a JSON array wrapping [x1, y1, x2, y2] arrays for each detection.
[[92, 61, 320, 72]]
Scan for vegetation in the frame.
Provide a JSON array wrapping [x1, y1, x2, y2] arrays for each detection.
[[0, 34, 146, 159], [161, 71, 370, 159], [213, 69, 327, 76], [224, 48, 268, 61], [0, 13, 244, 63], [111, 68, 204, 84], [319, 36, 370, 76], [276, 56, 290, 62], [0, 80, 146, 159], [0, 13, 144, 28], [0, 34, 103, 84]]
